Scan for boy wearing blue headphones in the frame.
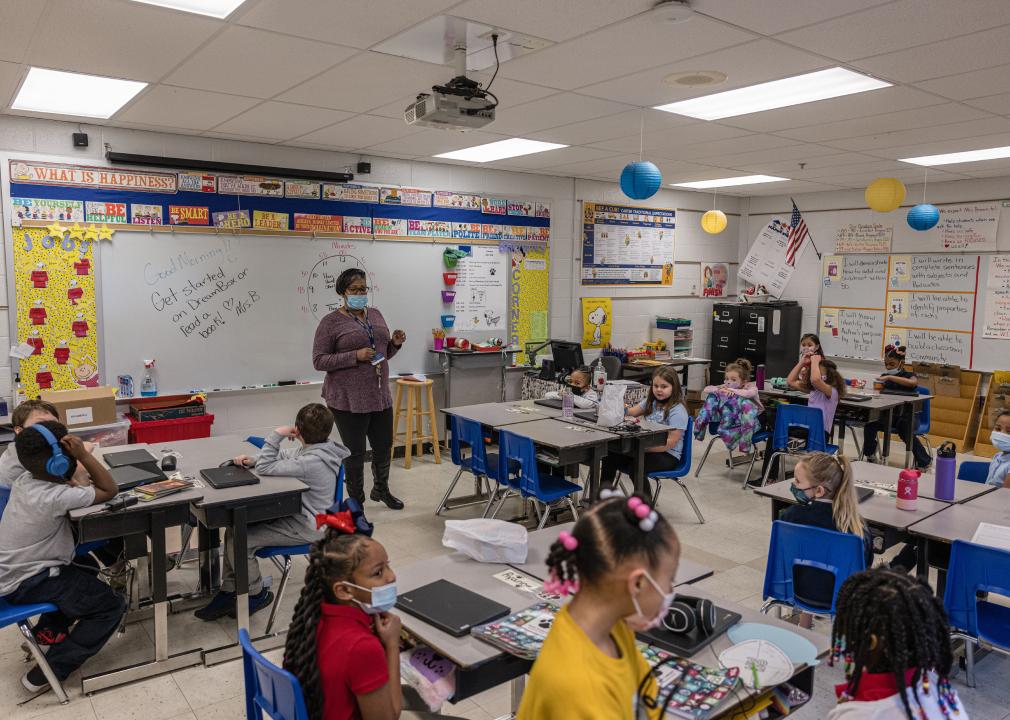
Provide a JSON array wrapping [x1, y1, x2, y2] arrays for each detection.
[[0, 420, 126, 695]]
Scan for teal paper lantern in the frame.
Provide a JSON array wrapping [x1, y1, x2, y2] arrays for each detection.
[[907, 203, 939, 231], [620, 161, 662, 200]]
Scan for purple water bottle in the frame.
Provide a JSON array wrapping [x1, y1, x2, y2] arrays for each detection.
[[755, 364, 766, 390], [934, 441, 956, 502]]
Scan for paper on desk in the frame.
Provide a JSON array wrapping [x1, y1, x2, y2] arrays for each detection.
[[971, 522, 1010, 552], [9, 341, 35, 360]]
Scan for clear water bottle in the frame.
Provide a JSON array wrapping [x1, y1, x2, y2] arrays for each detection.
[[593, 364, 607, 394], [562, 387, 574, 418]]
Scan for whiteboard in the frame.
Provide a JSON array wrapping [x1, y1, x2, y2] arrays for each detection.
[[820, 308, 884, 360], [98, 231, 509, 394], [821, 255, 888, 307]]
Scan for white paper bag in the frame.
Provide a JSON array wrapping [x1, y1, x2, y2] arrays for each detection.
[[597, 383, 627, 427]]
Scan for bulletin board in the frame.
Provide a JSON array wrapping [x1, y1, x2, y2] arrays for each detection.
[[580, 202, 675, 286]]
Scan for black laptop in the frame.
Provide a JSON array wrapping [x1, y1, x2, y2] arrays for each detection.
[[104, 449, 159, 468], [396, 580, 511, 637], [109, 464, 164, 491], [534, 398, 563, 409], [103, 448, 166, 481], [880, 388, 920, 397], [856, 486, 874, 503], [200, 464, 260, 490]]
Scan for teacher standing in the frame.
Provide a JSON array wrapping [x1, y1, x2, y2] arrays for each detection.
[[312, 268, 406, 510]]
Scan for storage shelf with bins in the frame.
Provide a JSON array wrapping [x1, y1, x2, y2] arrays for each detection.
[[924, 370, 982, 454], [651, 317, 692, 358]]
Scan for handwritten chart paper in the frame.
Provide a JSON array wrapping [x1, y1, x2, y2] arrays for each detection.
[[885, 329, 971, 367], [983, 256, 1010, 339], [739, 217, 799, 298], [834, 223, 892, 253], [820, 308, 884, 361], [452, 246, 506, 331], [937, 203, 999, 251], [821, 254, 889, 307]]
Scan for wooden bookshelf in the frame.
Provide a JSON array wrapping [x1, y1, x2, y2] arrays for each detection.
[[923, 368, 982, 453], [974, 371, 1010, 458]]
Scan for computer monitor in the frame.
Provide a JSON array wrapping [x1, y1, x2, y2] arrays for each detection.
[[550, 341, 584, 374]]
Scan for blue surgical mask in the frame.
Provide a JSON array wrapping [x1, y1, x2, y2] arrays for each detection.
[[790, 484, 815, 505], [991, 431, 1010, 453], [346, 295, 368, 310], [343, 580, 397, 614]]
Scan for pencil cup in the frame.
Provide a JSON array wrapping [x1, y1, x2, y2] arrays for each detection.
[[441, 290, 456, 303], [441, 314, 456, 328], [433, 337, 445, 350], [443, 272, 458, 286]]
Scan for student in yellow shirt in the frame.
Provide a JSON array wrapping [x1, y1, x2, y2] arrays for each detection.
[[517, 491, 680, 720]]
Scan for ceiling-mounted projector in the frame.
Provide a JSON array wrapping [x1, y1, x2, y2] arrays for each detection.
[[405, 74, 496, 131]]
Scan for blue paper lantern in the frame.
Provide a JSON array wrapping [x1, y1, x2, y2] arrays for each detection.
[[907, 203, 939, 231], [620, 161, 662, 200]]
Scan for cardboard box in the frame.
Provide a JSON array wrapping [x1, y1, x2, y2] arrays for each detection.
[[911, 362, 936, 394], [934, 365, 962, 398], [41, 386, 117, 427]]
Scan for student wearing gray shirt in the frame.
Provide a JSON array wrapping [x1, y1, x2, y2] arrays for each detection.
[[0, 421, 126, 695]]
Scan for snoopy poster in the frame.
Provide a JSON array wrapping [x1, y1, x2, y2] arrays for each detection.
[[581, 298, 612, 347]]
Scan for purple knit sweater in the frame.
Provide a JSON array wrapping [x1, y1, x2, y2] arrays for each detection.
[[312, 308, 401, 414]]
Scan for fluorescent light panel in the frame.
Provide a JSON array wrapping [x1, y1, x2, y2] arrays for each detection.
[[12, 68, 147, 119], [129, 0, 246, 17], [672, 175, 789, 189], [654, 67, 891, 120], [434, 138, 567, 163], [900, 145, 1010, 166]]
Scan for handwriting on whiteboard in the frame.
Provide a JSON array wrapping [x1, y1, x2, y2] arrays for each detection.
[[983, 256, 1010, 339], [834, 223, 892, 254], [938, 203, 999, 251]]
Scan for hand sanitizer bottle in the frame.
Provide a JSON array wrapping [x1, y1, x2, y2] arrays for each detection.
[[141, 359, 157, 397]]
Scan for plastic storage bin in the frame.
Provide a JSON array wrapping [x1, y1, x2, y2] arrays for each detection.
[[71, 416, 131, 447], [128, 414, 214, 444]]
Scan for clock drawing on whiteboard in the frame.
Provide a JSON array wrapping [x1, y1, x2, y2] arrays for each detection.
[[305, 253, 371, 321]]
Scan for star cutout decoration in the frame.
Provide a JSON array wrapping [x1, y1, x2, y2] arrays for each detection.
[[96, 224, 114, 241], [83, 224, 99, 242], [46, 222, 67, 240], [67, 223, 86, 241]]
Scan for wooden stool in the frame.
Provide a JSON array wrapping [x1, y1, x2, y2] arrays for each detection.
[[391, 379, 442, 469]]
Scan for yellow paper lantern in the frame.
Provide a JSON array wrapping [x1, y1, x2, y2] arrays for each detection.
[[701, 209, 728, 234], [865, 177, 906, 213]]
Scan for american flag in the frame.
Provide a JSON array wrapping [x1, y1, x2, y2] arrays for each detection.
[[785, 200, 809, 267]]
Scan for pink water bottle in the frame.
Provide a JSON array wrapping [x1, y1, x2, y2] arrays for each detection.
[[897, 469, 920, 511]]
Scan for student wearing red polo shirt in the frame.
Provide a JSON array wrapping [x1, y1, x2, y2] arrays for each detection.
[[283, 517, 461, 720]]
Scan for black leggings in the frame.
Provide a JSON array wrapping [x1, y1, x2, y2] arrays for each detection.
[[863, 411, 931, 467], [331, 407, 393, 500], [600, 452, 680, 492]]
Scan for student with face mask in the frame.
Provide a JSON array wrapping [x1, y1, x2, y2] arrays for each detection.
[[987, 409, 1010, 488]]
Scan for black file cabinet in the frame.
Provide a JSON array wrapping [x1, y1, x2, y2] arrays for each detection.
[[709, 302, 802, 384]]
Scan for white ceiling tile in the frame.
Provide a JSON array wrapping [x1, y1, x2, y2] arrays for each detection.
[[853, 25, 1010, 83], [717, 86, 943, 133], [866, 131, 1010, 159], [278, 52, 449, 112], [166, 26, 357, 98], [588, 122, 752, 157], [670, 133, 798, 161], [0, 0, 46, 63], [364, 128, 508, 157], [694, 143, 842, 171], [818, 168, 969, 188], [915, 64, 1010, 101], [777, 103, 992, 143], [25, 0, 221, 81], [527, 109, 694, 146], [490, 145, 618, 171], [489, 93, 633, 136], [452, 0, 655, 42], [578, 39, 829, 107], [499, 14, 755, 90], [954, 158, 1010, 177], [237, 0, 458, 49], [691, 0, 890, 36], [774, 0, 1010, 61], [293, 114, 423, 149], [824, 117, 1010, 152], [721, 179, 840, 196], [0, 61, 24, 108], [548, 153, 642, 178], [757, 156, 905, 179], [202, 131, 279, 144], [212, 102, 353, 140], [965, 93, 1010, 116], [795, 159, 913, 179], [116, 86, 260, 130]]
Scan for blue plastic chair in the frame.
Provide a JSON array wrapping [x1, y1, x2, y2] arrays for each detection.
[[943, 539, 1010, 687], [761, 520, 867, 617], [492, 430, 580, 529], [647, 417, 704, 523], [254, 465, 345, 635], [958, 461, 991, 484], [743, 429, 773, 488], [0, 597, 70, 703], [760, 404, 838, 486], [239, 628, 309, 720], [246, 436, 266, 449], [693, 421, 732, 479], [437, 416, 498, 516]]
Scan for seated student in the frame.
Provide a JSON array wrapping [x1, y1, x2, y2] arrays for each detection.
[[829, 568, 967, 720], [0, 399, 92, 489], [518, 492, 679, 719], [196, 403, 349, 621], [781, 453, 871, 628], [282, 519, 463, 720], [986, 409, 1010, 488], [543, 366, 599, 409], [0, 421, 126, 694], [696, 358, 762, 452], [600, 366, 688, 491], [863, 345, 931, 470]]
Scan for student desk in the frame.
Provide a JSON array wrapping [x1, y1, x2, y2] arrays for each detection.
[[849, 460, 996, 503], [759, 388, 929, 468], [621, 356, 711, 388], [395, 552, 828, 716], [70, 444, 206, 693], [441, 400, 563, 428], [509, 523, 714, 587]]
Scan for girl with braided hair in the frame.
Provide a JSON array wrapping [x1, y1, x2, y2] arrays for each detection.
[[517, 491, 680, 720], [828, 568, 967, 720]]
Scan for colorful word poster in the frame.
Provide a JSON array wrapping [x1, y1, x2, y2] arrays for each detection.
[[213, 209, 251, 229], [738, 217, 802, 298], [13, 226, 99, 397], [86, 202, 127, 223], [169, 206, 209, 225], [936, 203, 1000, 251], [834, 223, 892, 253], [293, 213, 342, 232], [218, 175, 283, 197], [131, 204, 163, 225], [983, 256, 1010, 339], [699, 262, 729, 297], [252, 210, 289, 230], [510, 246, 550, 364], [581, 202, 675, 286], [452, 246, 507, 331], [434, 191, 481, 210], [12, 198, 84, 222], [581, 297, 612, 348]]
